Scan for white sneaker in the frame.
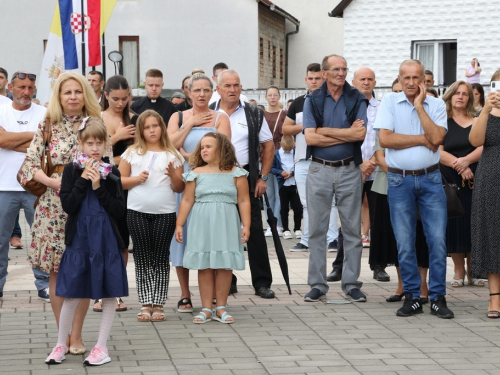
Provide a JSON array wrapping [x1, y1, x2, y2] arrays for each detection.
[[264, 228, 272, 237], [294, 230, 302, 239], [283, 231, 292, 239], [277, 227, 284, 237]]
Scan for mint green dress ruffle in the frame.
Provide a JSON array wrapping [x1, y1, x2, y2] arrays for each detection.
[[182, 168, 248, 270]]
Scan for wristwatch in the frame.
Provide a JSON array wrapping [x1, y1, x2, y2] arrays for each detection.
[[260, 174, 268, 181]]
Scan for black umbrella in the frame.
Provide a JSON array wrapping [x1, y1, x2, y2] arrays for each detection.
[[263, 192, 292, 295]]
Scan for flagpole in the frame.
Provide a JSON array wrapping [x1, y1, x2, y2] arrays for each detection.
[[102, 32, 106, 81], [81, 0, 86, 75]]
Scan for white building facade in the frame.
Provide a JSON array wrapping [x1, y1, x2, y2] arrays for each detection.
[[332, 0, 499, 87]]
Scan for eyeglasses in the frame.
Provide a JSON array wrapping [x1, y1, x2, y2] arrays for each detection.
[[12, 72, 36, 81], [325, 67, 349, 74]]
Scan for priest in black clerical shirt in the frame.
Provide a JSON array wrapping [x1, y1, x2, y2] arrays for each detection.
[[130, 68, 176, 126]]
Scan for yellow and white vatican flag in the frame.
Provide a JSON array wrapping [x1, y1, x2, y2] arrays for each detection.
[[37, 0, 117, 104]]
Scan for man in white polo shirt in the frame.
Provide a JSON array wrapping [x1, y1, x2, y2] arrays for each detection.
[[210, 69, 276, 299], [0, 71, 50, 301]]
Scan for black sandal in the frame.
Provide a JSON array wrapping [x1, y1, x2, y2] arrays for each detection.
[[386, 293, 404, 303], [487, 293, 500, 319], [177, 298, 194, 313]]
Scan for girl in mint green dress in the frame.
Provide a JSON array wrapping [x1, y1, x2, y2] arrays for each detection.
[[175, 132, 251, 324]]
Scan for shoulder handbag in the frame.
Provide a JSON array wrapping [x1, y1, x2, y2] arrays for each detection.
[[17, 119, 53, 200], [439, 163, 465, 219]]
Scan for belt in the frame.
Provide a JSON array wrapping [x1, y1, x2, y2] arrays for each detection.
[[387, 163, 439, 176], [311, 156, 354, 167], [52, 165, 65, 174]]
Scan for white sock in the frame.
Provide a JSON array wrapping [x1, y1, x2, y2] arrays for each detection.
[[56, 298, 80, 348], [96, 298, 116, 348]]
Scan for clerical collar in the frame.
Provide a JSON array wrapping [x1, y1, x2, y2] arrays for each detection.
[[148, 96, 159, 103]]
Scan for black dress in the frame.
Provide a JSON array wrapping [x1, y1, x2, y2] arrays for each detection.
[[113, 139, 131, 249], [442, 118, 477, 254], [472, 114, 500, 275]]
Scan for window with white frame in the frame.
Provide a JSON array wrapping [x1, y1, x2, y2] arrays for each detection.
[[413, 40, 457, 86]]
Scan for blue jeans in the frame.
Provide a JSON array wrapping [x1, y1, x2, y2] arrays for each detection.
[[11, 214, 22, 238], [387, 169, 447, 300], [0, 191, 49, 292]]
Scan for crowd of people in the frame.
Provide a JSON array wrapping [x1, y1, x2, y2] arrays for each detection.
[[1, 55, 499, 366]]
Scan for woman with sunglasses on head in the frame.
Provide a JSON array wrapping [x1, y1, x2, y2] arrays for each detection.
[[167, 74, 231, 313], [19, 72, 108, 355]]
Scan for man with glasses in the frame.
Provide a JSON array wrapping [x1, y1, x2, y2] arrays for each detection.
[[0, 71, 50, 302], [283, 63, 340, 253], [303, 54, 368, 303]]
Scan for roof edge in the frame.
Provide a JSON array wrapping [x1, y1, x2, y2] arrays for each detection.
[[328, 0, 353, 18], [257, 0, 300, 26]]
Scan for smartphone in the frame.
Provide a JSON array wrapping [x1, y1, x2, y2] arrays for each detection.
[[491, 81, 500, 91]]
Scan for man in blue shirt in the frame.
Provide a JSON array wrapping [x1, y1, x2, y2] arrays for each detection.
[[374, 59, 453, 319], [303, 54, 368, 303]]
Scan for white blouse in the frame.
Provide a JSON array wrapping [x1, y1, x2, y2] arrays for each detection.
[[122, 149, 183, 214]]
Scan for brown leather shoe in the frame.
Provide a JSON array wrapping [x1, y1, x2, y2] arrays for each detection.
[[10, 237, 23, 249]]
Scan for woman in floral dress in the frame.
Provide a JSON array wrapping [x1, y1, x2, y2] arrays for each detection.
[[19, 72, 104, 354]]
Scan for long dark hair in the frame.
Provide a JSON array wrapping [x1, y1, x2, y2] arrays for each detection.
[[102, 75, 132, 125]]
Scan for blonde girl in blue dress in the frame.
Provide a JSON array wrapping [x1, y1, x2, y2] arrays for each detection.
[[175, 132, 250, 324]]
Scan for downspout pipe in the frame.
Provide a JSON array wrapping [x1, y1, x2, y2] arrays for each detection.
[[285, 24, 299, 88]]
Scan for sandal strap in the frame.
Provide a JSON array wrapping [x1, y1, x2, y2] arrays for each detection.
[[220, 311, 232, 321], [194, 308, 212, 321], [178, 298, 192, 307], [214, 305, 227, 310], [490, 293, 500, 296]]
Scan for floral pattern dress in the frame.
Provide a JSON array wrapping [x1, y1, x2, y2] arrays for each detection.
[[19, 114, 112, 273]]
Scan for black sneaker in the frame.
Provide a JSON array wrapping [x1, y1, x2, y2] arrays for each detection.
[[327, 240, 338, 252], [290, 243, 309, 252], [38, 288, 50, 303], [396, 294, 423, 317], [430, 295, 454, 319], [304, 288, 326, 302], [346, 288, 367, 302]]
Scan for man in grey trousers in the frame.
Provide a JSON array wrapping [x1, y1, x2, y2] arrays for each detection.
[[303, 54, 368, 302]]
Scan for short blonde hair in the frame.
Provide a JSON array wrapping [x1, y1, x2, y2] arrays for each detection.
[[281, 135, 295, 150], [46, 72, 101, 124]]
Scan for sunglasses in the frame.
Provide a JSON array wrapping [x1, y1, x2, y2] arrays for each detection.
[[13, 72, 36, 81]]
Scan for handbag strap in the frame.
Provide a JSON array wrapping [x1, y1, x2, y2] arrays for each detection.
[[271, 110, 283, 134], [43, 119, 55, 176]]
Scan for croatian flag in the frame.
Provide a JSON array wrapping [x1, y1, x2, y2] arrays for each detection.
[[60, 0, 102, 69], [37, 0, 116, 104]]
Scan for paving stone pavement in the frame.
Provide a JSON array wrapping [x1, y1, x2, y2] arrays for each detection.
[[1, 212, 499, 374]]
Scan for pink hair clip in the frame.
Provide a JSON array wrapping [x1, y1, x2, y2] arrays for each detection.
[[77, 116, 91, 131]]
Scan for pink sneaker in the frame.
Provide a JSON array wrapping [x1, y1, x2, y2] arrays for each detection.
[[83, 345, 111, 366], [45, 345, 66, 364]]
